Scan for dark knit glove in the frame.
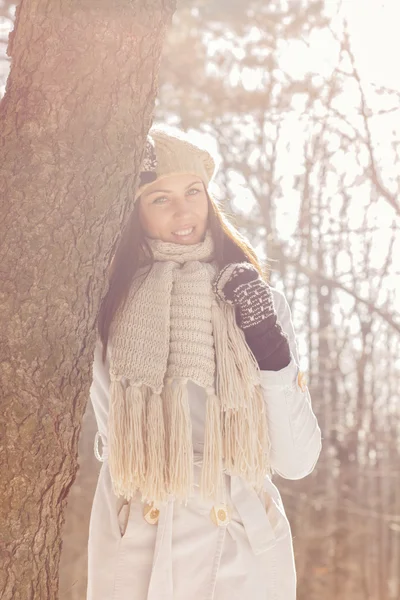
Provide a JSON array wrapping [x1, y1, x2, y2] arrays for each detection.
[[213, 262, 291, 371]]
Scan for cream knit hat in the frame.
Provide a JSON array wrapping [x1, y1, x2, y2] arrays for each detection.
[[134, 127, 217, 201]]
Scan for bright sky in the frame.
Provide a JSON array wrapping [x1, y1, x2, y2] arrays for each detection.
[[202, 0, 399, 223], [276, 0, 400, 89], [226, 0, 399, 246], [340, 0, 400, 89]]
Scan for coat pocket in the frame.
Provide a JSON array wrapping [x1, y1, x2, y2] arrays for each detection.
[[116, 498, 131, 538], [263, 479, 292, 544]]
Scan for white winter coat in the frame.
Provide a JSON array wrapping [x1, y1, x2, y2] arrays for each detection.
[[86, 287, 322, 600]]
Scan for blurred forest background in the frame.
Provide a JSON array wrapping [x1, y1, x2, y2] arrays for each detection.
[[1, 0, 399, 598]]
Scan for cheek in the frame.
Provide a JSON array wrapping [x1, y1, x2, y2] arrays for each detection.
[[199, 198, 209, 220], [139, 205, 161, 236]]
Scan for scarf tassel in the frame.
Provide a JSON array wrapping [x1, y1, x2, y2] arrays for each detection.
[[224, 387, 271, 491], [211, 298, 270, 485], [168, 378, 194, 503], [211, 300, 259, 410], [108, 380, 146, 500], [200, 387, 223, 503], [222, 407, 255, 478], [143, 390, 168, 505]]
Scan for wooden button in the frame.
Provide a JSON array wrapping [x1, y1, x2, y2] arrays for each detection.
[[143, 504, 160, 525], [210, 504, 231, 527]]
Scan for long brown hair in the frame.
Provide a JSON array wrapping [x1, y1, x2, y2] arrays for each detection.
[[97, 192, 270, 363]]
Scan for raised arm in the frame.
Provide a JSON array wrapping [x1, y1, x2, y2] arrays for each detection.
[[260, 288, 322, 480]]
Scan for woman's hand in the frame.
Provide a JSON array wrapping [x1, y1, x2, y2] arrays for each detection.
[[213, 262, 275, 330], [213, 262, 291, 371]]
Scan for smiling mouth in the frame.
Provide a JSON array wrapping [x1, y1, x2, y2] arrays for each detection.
[[172, 226, 196, 237]]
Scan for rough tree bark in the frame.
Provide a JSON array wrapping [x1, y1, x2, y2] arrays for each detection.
[[0, 0, 176, 598]]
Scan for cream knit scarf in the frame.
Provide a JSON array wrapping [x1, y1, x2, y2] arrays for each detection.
[[108, 229, 271, 507]]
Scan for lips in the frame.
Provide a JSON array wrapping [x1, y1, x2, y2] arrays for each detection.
[[172, 226, 196, 236]]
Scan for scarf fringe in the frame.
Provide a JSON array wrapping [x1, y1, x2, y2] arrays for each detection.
[[168, 379, 194, 503], [108, 377, 271, 504], [211, 301, 260, 409], [126, 384, 147, 493], [222, 407, 254, 477], [143, 391, 168, 504], [200, 388, 223, 503], [226, 386, 271, 492], [108, 381, 146, 500], [211, 298, 270, 487]]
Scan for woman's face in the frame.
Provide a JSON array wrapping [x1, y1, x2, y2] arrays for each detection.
[[138, 173, 209, 244]]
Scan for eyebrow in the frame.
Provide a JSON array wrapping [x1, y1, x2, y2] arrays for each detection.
[[145, 181, 202, 196]]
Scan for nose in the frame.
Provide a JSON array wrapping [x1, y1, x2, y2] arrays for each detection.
[[172, 196, 193, 216]]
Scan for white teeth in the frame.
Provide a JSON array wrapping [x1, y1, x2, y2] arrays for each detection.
[[173, 227, 194, 236]]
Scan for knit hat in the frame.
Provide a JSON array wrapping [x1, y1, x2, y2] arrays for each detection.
[[134, 127, 217, 201]]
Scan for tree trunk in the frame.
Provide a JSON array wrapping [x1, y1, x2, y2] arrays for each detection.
[[0, 1, 176, 598]]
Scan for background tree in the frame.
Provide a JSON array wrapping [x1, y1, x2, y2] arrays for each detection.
[[0, 1, 176, 598]]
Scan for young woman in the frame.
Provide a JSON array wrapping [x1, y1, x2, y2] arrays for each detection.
[[87, 127, 322, 600]]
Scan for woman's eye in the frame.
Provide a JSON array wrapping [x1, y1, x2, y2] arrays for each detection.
[[152, 188, 201, 204]]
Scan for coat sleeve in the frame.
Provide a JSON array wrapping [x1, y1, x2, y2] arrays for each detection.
[[259, 288, 322, 480], [89, 336, 111, 444]]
